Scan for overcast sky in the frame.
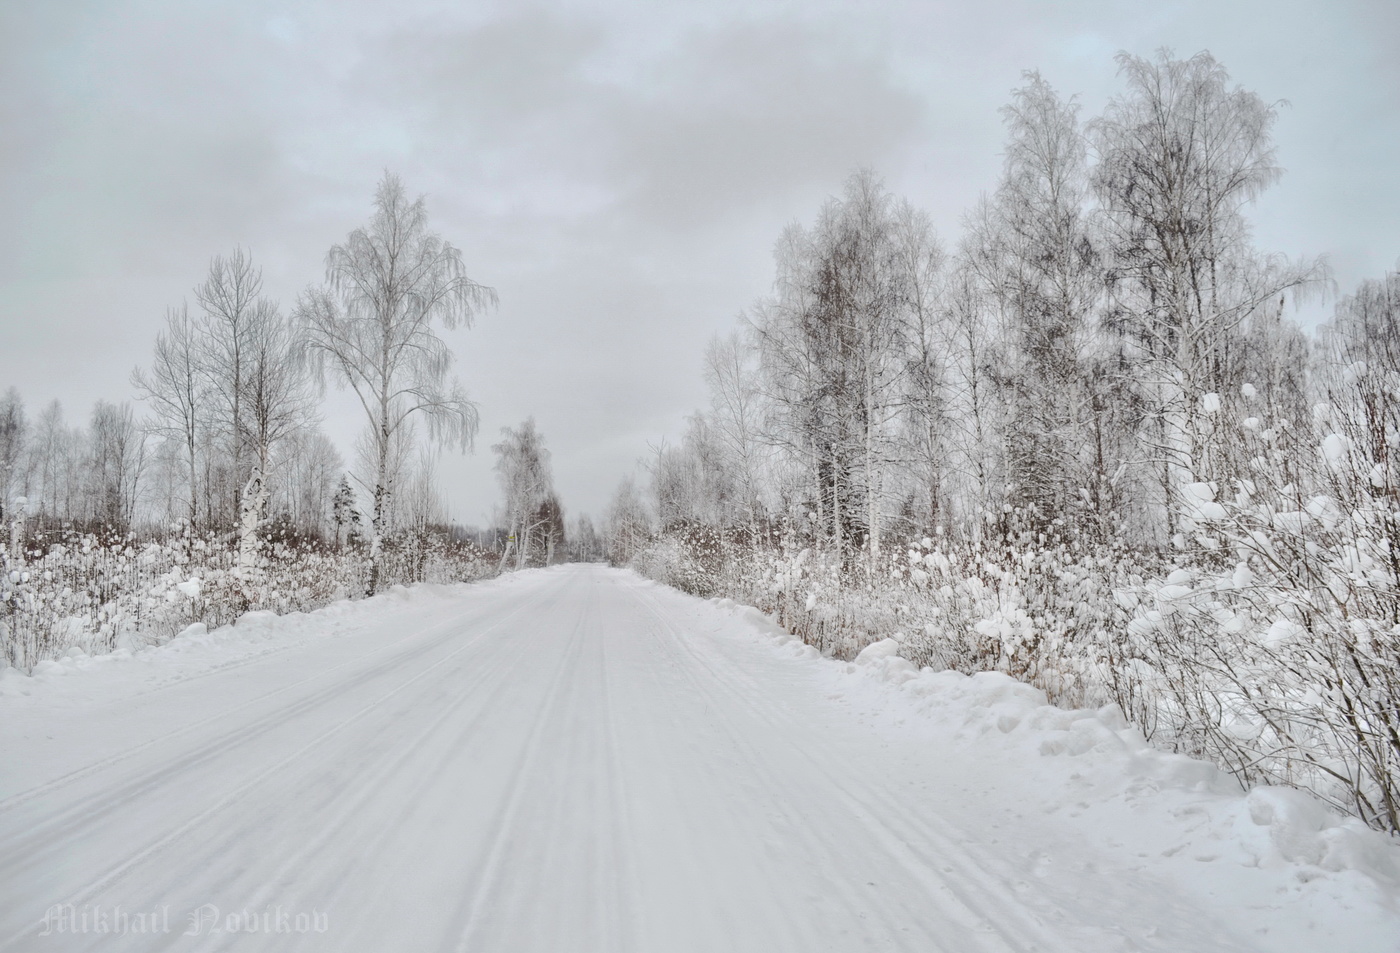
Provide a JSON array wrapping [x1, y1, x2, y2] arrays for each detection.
[[3, 0, 1398, 526]]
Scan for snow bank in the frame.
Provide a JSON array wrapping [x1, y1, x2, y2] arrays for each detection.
[[0, 580, 477, 702], [712, 598, 1400, 901]]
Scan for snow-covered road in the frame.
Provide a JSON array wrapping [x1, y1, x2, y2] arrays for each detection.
[[2, 565, 1396, 952]]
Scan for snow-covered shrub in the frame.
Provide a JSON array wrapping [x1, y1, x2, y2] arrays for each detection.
[[1111, 400, 1400, 833], [630, 521, 728, 597], [648, 518, 1150, 712], [1, 528, 493, 673]]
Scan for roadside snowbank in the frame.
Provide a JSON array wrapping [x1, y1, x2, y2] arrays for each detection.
[[710, 595, 1400, 947], [0, 581, 474, 703]]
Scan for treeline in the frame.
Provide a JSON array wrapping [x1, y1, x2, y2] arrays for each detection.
[[605, 52, 1400, 833], [486, 416, 605, 570], [1, 174, 499, 670], [0, 253, 349, 543]]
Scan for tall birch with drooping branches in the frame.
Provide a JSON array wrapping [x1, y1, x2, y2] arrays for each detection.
[[297, 172, 496, 594]]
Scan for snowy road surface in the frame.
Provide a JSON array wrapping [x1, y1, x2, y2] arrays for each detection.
[[2, 565, 1397, 952]]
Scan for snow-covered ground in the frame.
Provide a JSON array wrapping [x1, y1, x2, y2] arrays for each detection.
[[1, 564, 1397, 952]]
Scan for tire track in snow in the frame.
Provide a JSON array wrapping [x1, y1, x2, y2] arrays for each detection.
[[442, 579, 597, 953], [629, 581, 1079, 953], [595, 608, 642, 953], [0, 620, 464, 869], [181, 589, 568, 953], [0, 590, 552, 953], [632, 580, 1261, 953], [0, 589, 517, 816]]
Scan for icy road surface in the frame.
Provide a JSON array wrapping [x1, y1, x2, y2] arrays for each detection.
[[2, 564, 1397, 952]]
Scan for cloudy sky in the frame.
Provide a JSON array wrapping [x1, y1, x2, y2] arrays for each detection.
[[3, 0, 1398, 526]]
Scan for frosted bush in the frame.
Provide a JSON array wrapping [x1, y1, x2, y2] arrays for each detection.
[[1, 529, 493, 673]]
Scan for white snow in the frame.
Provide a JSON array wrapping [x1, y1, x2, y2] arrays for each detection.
[[1262, 618, 1306, 649], [1, 564, 1397, 952], [853, 637, 902, 663], [1322, 433, 1349, 468], [1184, 481, 1216, 502]]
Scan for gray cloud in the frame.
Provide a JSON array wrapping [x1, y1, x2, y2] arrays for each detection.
[[358, 11, 924, 231], [2, 0, 1398, 525], [600, 19, 925, 228]]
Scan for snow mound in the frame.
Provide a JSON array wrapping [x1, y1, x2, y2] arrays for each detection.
[[853, 637, 902, 663], [715, 599, 1400, 900], [0, 579, 486, 702]]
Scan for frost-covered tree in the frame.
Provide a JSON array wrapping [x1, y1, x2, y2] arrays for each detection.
[[0, 388, 26, 526], [703, 333, 769, 530], [297, 172, 496, 593], [85, 401, 145, 531], [531, 493, 566, 566], [1091, 50, 1322, 540], [983, 73, 1108, 531], [939, 245, 1009, 534], [570, 514, 603, 562], [276, 431, 343, 538], [492, 418, 556, 569], [25, 401, 75, 526], [650, 419, 734, 531], [331, 474, 362, 548], [605, 476, 652, 566], [242, 309, 317, 483], [752, 170, 915, 567], [141, 253, 317, 542], [888, 203, 947, 537], [132, 304, 204, 534], [195, 247, 271, 524]]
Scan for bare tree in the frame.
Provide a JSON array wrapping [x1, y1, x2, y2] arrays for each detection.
[[492, 418, 555, 570], [242, 309, 317, 485], [1091, 50, 1323, 540], [26, 401, 73, 526], [0, 388, 26, 527], [571, 514, 603, 562], [277, 430, 344, 538], [750, 170, 912, 569], [132, 304, 204, 535], [195, 247, 268, 524], [890, 203, 947, 536], [605, 476, 652, 566], [401, 448, 449, 581], [86, 401, 145, 531], [297, 172, 496, 593], [703, 333, 769, 529]]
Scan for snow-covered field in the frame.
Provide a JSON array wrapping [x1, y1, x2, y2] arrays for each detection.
[[1, 564, 1396, 952]]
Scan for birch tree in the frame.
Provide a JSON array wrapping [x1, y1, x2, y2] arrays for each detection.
[[751, 170, 911, 569], [990, 73, 1105, 530], [0, 389, 26, 527], [703, 333, 768, 530], [86, 401, 145, 531], [26, 401, 73, 527], [1091, 50, 1321, 539], [297, 172, 496, 593], [132, 304, 204, 535], [890, 203, 947, 536], [492, 418, 555, 570], [605, 476, 651, 566], [241, 309, 317, 483], [195, 247, 266, 524]]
